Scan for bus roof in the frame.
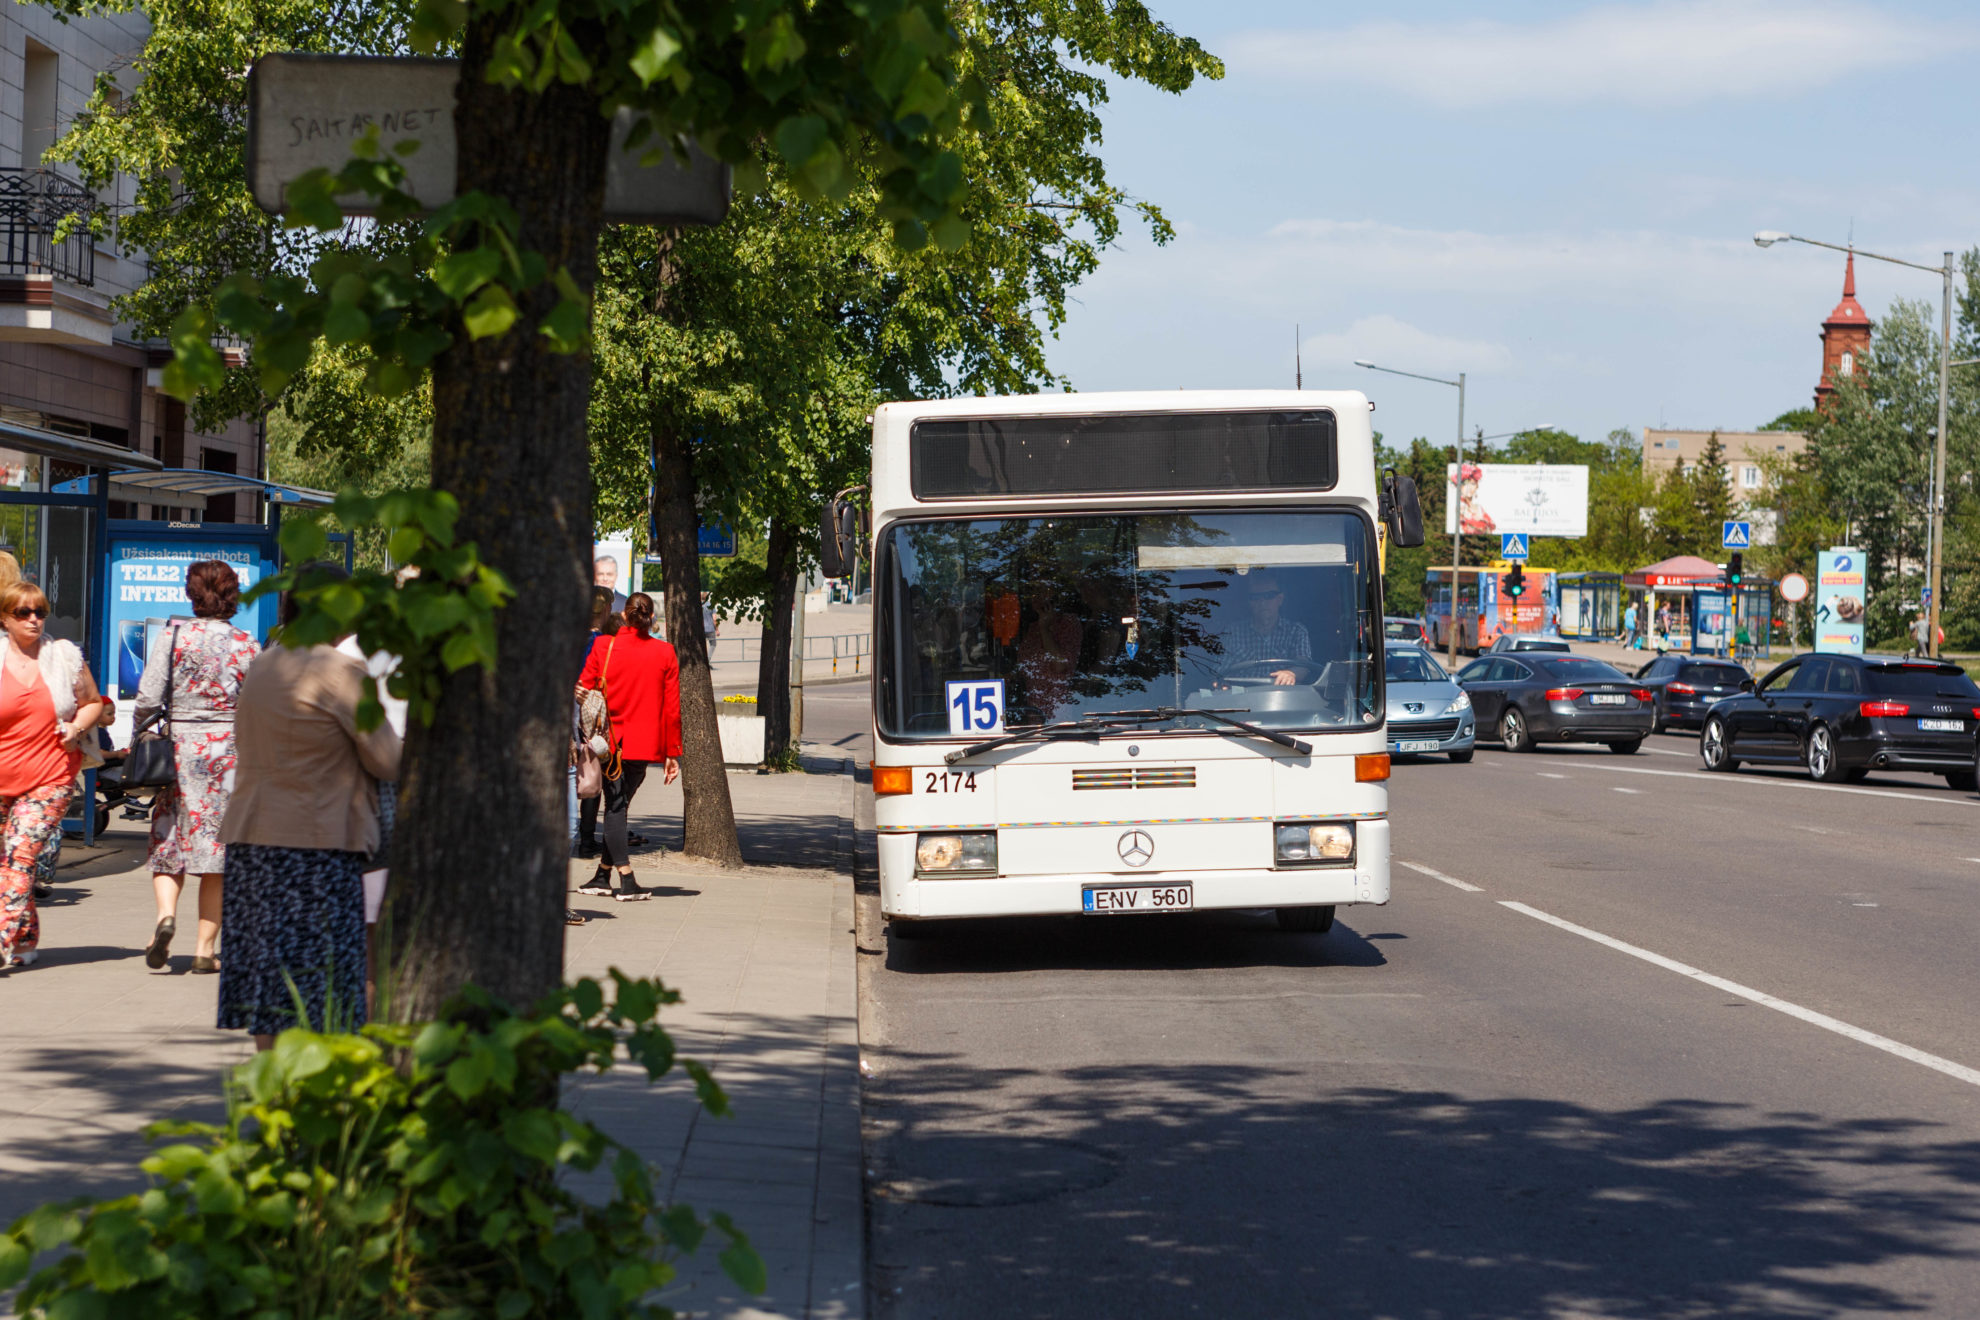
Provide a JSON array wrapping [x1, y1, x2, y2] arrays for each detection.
[[871, 389, 1376, 521]]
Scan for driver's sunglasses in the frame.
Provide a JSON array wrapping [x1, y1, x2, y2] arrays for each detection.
[[11, 607, 46, 620]]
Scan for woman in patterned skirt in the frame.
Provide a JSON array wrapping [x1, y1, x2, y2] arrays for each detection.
[[217, 581, 401, 1047], [135, 560, 261, 973]]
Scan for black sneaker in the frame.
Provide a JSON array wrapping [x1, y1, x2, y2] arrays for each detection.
[[575, 864, 614, 897], [614, 879, 652, 903], [564, 908, 588, 926]]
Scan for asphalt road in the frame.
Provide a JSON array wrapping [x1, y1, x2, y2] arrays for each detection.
[[851, 709, 1980, 1320]]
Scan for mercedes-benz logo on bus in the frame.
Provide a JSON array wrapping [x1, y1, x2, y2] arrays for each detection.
[[1117, 830, 1154, 867]]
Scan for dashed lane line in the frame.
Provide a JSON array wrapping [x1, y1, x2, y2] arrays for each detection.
[[1612, 786, 1642, 794], [1498, 899, 1980, 1091], [1536, 772, 1567, 779], [1396, 859, 1484, 893], [1561, 760, 1976, 807]]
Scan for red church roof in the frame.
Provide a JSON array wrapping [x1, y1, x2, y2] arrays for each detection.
[[1825, 251, 1870, 329]]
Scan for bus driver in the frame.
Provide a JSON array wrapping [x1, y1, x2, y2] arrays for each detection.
[[1222, 571, 1310, 686]]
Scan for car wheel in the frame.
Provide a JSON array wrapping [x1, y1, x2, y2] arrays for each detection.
[[1651, 712, 1666, 734], [1275, 905, 1335, 933], [1448, 748, 1474, 764], [1500, 707, 1532, 752], [1607, 739, 1642, 755], [1701, 717, 1737, 772], [1805, 724, 1846, 783], [1944, 769, 1978, 792]]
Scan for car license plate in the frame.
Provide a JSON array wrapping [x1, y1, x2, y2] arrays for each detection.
[[1083, 884, 1193, 914], [1918, 718, 1964, 732], [1590, 693, 1627, 705], [1399, 739, 1441, 752]]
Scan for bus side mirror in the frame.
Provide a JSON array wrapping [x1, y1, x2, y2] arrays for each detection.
[[1381, 471, 1425, 548], [819, 497, 863, 578]]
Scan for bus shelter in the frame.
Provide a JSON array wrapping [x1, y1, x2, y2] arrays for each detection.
[[1555, 572, 1622, 641], [46, 468, 338, 841]]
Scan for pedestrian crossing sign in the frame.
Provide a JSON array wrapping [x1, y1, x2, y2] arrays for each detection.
[[1722, 521, 1750, 549], [1500, 533, 1529, 560]]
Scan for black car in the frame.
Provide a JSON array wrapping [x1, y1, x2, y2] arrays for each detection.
[[1456, 653, 1657, 754], [1633, 655, 1752, 731], [1699, 654, 1980, 786]]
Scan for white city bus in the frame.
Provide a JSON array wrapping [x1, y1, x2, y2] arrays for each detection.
[[825, 390, 1424, 939]]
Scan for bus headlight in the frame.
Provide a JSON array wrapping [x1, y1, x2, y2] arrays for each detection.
[[916, 832, 998, 875], [1275, 822, 1356, 866]]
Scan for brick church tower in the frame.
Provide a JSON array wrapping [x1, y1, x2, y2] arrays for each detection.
[[1815, 251, 1872, 409]]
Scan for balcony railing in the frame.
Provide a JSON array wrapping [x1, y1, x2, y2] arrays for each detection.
[[0, 168, 97, 287]]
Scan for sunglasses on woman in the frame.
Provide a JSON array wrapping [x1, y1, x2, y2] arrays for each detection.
[[11, 607, 47, 620]]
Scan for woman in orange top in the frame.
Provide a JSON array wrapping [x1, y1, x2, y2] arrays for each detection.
[[573, 592, 680, 902], [0, 582, 103, 970]]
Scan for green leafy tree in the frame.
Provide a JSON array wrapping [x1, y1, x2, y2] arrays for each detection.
[[48, 0, 987, 1019]]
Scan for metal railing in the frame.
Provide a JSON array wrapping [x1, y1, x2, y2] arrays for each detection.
[[0, 169, 96, 286], [707, 632, 873, 674]]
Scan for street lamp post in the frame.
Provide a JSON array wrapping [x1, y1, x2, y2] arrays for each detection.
[[1754, 231, 1956, 656], [1356, 359, 1465, 667]]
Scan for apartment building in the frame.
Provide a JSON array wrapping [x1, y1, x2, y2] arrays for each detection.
[[0, 5, 258, 524]]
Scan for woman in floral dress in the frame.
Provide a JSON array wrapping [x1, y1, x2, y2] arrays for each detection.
[[135, 560, 260, 973]]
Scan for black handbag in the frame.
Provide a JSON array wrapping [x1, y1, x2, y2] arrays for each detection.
[[115, 624, 180, 790]]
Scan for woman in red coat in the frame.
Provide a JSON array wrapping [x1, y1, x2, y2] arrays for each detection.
[[573, 592, 681, 901]]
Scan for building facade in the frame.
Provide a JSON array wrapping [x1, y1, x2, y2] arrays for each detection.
[[0, 5, 258, 526]]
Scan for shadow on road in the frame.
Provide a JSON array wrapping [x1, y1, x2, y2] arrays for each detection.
[[866, 1057, 1980, 1318], [883, 913, 1388, 975]]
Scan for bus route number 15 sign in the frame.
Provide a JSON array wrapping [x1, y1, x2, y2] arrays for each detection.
[[946, 679, 1006, 735]]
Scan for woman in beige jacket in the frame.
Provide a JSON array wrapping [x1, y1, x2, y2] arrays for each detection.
[[216, 602, 400, 1048]]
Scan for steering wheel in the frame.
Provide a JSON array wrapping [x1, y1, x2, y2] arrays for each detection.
[[1217, 657, 1323, 686]]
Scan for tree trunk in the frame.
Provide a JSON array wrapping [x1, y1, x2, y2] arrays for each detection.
[[757, 517, 797, 759], [385, 17, 611, 1020], [652, 413, 743, 866]]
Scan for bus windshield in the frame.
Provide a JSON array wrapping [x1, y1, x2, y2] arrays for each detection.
[[875, 509, 1379, 739]]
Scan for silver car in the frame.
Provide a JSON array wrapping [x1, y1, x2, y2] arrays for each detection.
[[1385, 645, 1476, 763]]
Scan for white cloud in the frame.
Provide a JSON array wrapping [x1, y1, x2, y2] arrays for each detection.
[[1226, 0, 1963, 108], [1096, 216, 1840, 316], [1302, 315, 1511, 375]]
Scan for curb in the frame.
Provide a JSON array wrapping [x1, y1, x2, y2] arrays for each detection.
[[805, 755, 866, 1320]]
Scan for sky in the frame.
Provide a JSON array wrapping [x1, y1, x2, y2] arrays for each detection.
[[1044, 0, 1980, 452]]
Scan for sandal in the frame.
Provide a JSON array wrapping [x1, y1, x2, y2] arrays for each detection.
[[189, 955, 220, 975], [145, 916, 176, 970]]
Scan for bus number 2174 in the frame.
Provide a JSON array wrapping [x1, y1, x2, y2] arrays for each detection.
[[925, 771, 978, 794]]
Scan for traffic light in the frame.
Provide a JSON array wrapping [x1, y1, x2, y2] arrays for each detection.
[[1504, 564, 1527, 599], [1726, 552, 1743, 586]]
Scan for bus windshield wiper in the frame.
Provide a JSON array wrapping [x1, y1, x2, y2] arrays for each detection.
[[944, 715, 1134, 766], [1088, 706, 1314, 756]]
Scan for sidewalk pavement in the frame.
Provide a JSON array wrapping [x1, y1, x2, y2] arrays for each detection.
[[0, 752, 866, 1320]]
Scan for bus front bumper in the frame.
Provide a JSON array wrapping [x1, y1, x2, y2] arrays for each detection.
[[881, 820, 1390, 920]]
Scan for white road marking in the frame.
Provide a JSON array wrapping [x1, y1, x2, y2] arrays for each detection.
[[1397, 859, 1484, 892], [1641, 746, 1692, 757], [1499, 900, 1980, 1090], [1795, 825, 1835, 835], [1537, 772, 1567, 779], [1568, 760, 1974, 807], [1612, 786, 1642, 794]]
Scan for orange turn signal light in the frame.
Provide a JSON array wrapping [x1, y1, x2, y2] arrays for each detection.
[[873, 765, 914, 796], [1355, 753, 1391, 783]]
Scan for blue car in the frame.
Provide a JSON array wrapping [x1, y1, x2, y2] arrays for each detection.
[[1385, 644, 1476, 763]]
